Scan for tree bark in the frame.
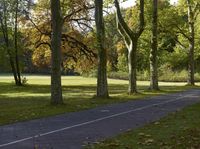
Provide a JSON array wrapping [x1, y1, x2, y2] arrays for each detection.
[[95, 0, 109, 98], [14, 0, 22, 86], [115, 0, 144, 94], [50, 0, 63, 104], [150, 0, 159, 90], [187, 0, 195, 86], [128, 40, 137, 93]]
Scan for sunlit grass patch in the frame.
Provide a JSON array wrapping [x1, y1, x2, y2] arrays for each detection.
[[0, 75, 199, 126]]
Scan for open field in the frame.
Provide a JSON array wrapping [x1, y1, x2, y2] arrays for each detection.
[[0, 75, 199, 126]]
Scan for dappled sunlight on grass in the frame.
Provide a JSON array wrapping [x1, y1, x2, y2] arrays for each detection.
[[0, 76, 199, 125], [0, 93, 50, 98]]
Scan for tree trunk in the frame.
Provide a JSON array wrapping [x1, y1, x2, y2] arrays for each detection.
[[5, 36, 19, 86], [50, 0, 63, 104], [150, 0, 159, 90], [14, 0, 22, 86], [114, 0, 144, 94], [187, 0, 195, 85], [9, 56, 19, 85], [95, 0, 109, 98], [128, 40, 137, 94], [188, 33, 195, 85]]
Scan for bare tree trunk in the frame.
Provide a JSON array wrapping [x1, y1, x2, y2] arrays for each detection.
[[115, 0, 144, 94], [95, 0, 109, 98], [50, 0, 63, 104], [5, 36, 19, 86], [188, 35, 195, 85], [128, 40, 137, 93], [187, 0, 195, 86], [14, 0, 22, 86], [150, 0, 159, 90]]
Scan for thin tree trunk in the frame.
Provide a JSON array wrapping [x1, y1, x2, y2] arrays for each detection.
[[5, 36, 18, 86], [95, 0, 109, 98], [14, 0, 22, 86], [9, 55, 19, 85], [188, 37, 195, 85], [150, 0, 159, 90], [50, 0, 63, 104], [187, 0, 195, 85]]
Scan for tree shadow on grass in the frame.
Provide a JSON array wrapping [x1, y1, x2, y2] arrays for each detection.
[[0, 82, 198, 125], [1, 82, 197, 99]]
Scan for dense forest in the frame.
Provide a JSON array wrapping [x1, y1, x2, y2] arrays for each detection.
[[0, 0, 200, 102]]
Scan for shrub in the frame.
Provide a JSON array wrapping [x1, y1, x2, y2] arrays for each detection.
[[117, 54, 128, 72], [107, 70, 200, 82], [108, 71, 128, 80], [21, 76, 28, 85]]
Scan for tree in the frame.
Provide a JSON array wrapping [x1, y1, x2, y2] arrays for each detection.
[[114, 0, 144, 94], [95, 0, 109, 98], [50, 0, 63, 104], [14, 0, 22, 86], [25, 0, 95, 104], [174, 0, 199, 85], [24, 0, 96, 75], [186, 0, 196, 85], [0, 0, 23, 86], [150, 0, 159, 90]]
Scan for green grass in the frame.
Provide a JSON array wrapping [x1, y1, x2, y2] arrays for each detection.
[[0, 75, 199, 126], [87, 103, 200, 149]]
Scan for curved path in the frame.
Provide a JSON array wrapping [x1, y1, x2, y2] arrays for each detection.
[[0, 89, 200, 149]]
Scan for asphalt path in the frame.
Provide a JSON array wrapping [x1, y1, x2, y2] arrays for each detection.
[[0, 89, 200, 149]]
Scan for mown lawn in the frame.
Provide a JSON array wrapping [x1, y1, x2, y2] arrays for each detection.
[[88, 103, 200, 149], [0, 75, 199, 126]]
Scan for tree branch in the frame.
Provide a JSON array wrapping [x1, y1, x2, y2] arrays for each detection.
[[114, 0, 133, 38], [136, 0, 145, 37]]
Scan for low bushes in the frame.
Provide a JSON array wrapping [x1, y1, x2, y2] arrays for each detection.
[[108, 70, 200, 82]]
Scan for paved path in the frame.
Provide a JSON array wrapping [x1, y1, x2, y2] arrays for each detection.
[[0, 89, 200, 149]]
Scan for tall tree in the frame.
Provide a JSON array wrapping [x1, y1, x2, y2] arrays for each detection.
[[158, 0, 199, 83], [173, 0, 199, 85], [186, 0, 195, 85], [14, 0, 22, 86], [114, 0, 144, 94], [150, 0, 159, 90], [27, 0, 95, 103], [95, 0, 109, 98], [0, 0, 22, 85], [50, 0, 63, 104]]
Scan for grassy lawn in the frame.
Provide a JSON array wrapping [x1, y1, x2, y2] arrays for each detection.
[[0, 75, 199, 126], [88, 103, 200, 149]]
